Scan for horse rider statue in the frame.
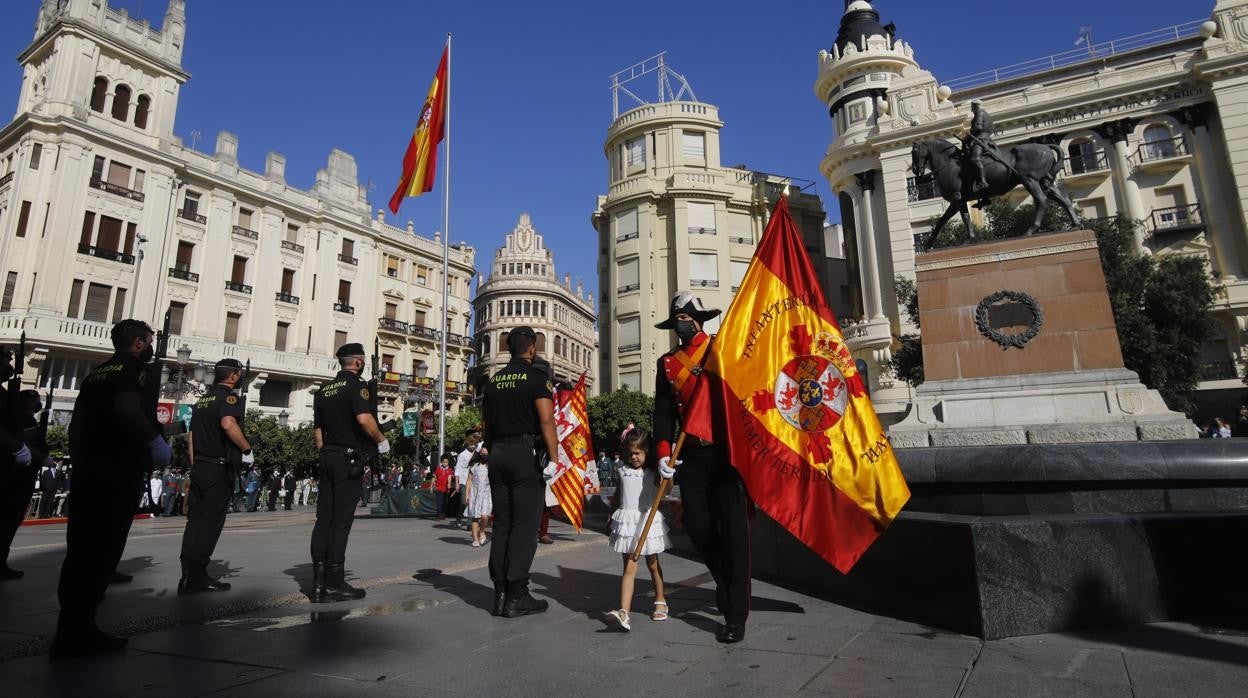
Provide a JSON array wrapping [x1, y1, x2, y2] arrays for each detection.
[[966, 100, 999, 195]]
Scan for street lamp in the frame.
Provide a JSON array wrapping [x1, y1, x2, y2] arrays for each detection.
[[399, 364, 439, 475], [278, 410, 289, 428]]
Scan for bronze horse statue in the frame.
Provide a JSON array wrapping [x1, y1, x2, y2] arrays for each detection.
[[910, 139, 1081, 251]]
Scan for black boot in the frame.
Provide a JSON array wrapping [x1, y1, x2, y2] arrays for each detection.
[[177, 561, 231, 595], [491, 581, 506, 617], [501, 580, 548, 618], [49, 613, 127, 659], [319, 563, 366, 602], [310, 562, 326, 603]]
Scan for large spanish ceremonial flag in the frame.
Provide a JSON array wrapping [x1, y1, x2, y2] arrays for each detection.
[[388, 45, 448, 214], [551, 373, 596, 531], [684, 197, 909, 573]]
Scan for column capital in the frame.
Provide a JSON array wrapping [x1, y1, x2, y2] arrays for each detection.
[[854, 170, 877, 193], [1172, 102, 1214, 131], [1093, 118, 1138, 144]]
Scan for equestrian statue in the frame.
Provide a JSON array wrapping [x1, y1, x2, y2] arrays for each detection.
[[911, 101, 1081, 251]]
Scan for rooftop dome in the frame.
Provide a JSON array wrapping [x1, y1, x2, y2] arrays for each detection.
[[833, 0, 892, 53]]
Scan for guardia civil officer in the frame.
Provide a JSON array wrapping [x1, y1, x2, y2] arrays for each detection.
[[52, 319, 173, 658], [482, 326, 559, 618], [653, 291, 751, 643], [1, 380, 52, 579], [177, 358, 252, 594], [310, 343, 389, 603]]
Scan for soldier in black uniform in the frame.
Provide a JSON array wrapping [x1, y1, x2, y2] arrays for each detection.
[[653, 291, 751, 643], [482, 326, 560, 618], [177, 358, 252, 594], [310, 342, 389, 603], [52, 319, 172, 658], [1, 376, 52, 580]]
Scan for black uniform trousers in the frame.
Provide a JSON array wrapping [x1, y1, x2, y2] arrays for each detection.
[[0, 465, 35, 565], [678, 443, 751, 625], [310, 449, 360, 564], [56, 455, 145, 627], [179, 459, 232, 568], [37, 487, 57, 519], [487, 438, 544, 584]]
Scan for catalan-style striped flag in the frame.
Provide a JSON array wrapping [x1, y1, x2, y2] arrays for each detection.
[[551, 373, 595, 531], [388, 45, 448, 214], [683, 196, 910, 573]]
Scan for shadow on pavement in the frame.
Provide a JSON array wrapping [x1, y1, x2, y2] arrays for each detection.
[[282, 562, 314, 598], [410, 568, 494, 614]]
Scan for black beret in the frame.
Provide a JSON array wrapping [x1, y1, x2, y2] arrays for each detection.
[[511, 326, 536, 339], [336, 342, 366, 358], [215, 358, 243, 370]]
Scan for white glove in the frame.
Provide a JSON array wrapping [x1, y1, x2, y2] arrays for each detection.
[[377, 439, 391, 455], [240, 450, 255, 466], [542, 462, 559, 480], [147, 436, 173, 467], [658, 457, 681, 480], [12, 444, 31, 467]]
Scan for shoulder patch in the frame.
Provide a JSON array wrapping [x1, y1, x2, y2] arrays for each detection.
[[546, 380, 555, 394], [360, 388, 370, 400], [225, 395, 238, 405], [137, 371, 147, 387]]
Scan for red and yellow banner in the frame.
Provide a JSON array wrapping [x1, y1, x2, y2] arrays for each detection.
[[388, 45, 448, 214], [551, 373, 596, 531], [684, 197, 909, 573]]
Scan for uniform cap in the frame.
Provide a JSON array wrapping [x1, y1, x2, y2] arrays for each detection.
[[215, 358, 243, 370], [336, 342, 366, 358], [656, 290, 721, 329], [510, 326, 536, 339]]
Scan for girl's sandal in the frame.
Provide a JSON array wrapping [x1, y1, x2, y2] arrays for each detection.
[[652, 601, 669, 621], [606, 609, 631, 631]]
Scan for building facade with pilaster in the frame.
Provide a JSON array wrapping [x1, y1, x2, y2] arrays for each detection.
[[817, 0, 1248, 419], [0, 0, 476, 426]]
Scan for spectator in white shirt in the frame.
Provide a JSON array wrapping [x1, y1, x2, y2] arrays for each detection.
[[452, 431, 480, 530]]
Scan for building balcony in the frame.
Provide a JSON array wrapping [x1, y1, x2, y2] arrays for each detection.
[[1148, 204, 1203, 235], [729, 235, 753, 245], [168, 266, 199, 282], [1060, 151, 1111, 183], [410, 325, 440, 341], [77, 244, 134, 265], [618, 343, 641, 353], [1134, 136, 1191, 172], [617, 283, 640, 294], [688, 227, 716, 235], [89, 177, 145, 202], [224, 280, 252, 294], [379, 317, 410, 334], [177, 208, 207, 224], [690, 279, 719, 288], [281, 240, 305, 253], [334, 301, 355, 314], [0, 172, 12, 188], [448, 332, 474, 348], [338, 254, 358, 266], [231, 225, 259, 240], [1199, 360, 1238, 382], [616, 231, 639, 242], [275, 291, 299, 305], [907, 175, 938, 202]]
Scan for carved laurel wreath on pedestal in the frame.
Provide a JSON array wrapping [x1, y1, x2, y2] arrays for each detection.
[[975, 290, 1044, 348]]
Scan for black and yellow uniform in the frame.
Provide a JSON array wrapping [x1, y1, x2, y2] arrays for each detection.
[[483, 356, 553, 610], [57, 352, 155, 643], [178, 383, 245, 593], [311, 369, 372, 574]]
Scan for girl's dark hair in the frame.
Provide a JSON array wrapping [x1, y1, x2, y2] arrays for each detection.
[[621, 427, 658, 483]]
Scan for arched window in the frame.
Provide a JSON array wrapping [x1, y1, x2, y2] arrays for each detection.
[[481, 335, 491, 357], [1143, 124, 1175, 160], [134, 94, 150, 129], [90, 76, 108, 112], [1067, 140, 1097, 174], [111, 84, 130, 121], [536, 332, 546, 352], [500, 331, 510, 353]]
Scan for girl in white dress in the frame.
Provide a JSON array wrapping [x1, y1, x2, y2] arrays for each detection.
[[464, 446, 492, 547], [605, 428, 670, 632]]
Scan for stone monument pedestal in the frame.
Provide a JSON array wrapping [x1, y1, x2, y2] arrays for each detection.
[[890, 229, 1195, 447]]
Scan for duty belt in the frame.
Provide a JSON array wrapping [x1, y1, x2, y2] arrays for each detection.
[[493, 433, 536, 444]]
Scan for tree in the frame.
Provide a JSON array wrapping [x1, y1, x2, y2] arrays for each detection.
[[884, 276, 924, 387], [45, 424, 68, 458], [444, 406, 482, 452], [586, 388, 654, 457]]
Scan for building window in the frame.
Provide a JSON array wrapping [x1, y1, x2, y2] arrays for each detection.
[[168, 302, 186, 335], [689, 252, 718, 288], [111, 288, 127, 323], [618, 316, 640, 353], [175, 241, 194, 270], [620, 371, 641, 392], [259, 379, 291, 408], [413, 309, 427, 327], [384, 302, 398, 321], [730, 259, 749, 291], [417, 266, 428, 285], [682, 131, 705, 163], [386, 255, 399, 278], [1143, 125, 1176, 160], [134, 95, 150, 129], [91, 155, 105, 181], [111, 84, 131, 121], [84, 282, 111, 323], [626, 137, 645, 167], [616, 207, 638, 242], [231, 255, 247, 284], [334, 330, 348, 350], [286, 224, 299, 242], [338, 280, 351, 305], [617, 257, 639, 293], [687, 201, 715, 235], [0, 271, 16, 312], [96, 215, 123, 252], [275, 321, 290, 352], [90, 77, 108, 113], [1067, 140, 1098, 174], [224, 312, 241, 344], [67, 279, 83, 318], [106, 161, 131, 188], [238, 207, 254, 230], [182, 191, 200, 216], [29, 143, 41, 170], [281, 268, 295, 294], [15, 201, 31, 238]]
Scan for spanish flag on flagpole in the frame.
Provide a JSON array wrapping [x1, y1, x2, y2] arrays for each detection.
[[388, 44, 448, 214], [684, 196, 909, 574]]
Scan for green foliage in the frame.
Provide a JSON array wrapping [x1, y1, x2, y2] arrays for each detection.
[[45, 424, 69, 458], [886, 334, 925, 388], [895, 276, 920, 327], [925, 200, 1075, 250], [444, 406, 482, 452], [244, 409, 316, 475], [586, 387, 654, 458]]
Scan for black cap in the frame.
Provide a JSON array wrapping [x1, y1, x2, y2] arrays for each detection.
[[215, 358, 243, 370], [511, 326, 536, 339], [336, 342, 366, 358]]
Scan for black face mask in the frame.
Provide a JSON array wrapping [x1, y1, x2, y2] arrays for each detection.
[[675, 320, 699, 343], [138, 345, 155, 363]]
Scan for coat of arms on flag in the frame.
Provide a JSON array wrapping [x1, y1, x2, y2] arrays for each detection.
[[551, 373, 596, 531]]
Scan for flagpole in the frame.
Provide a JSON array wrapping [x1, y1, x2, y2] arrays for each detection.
[[437, 33, 452, 462]]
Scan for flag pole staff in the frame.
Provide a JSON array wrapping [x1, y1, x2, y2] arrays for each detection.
[[437, 32, 452, 461], [630, 431, 687, 562]]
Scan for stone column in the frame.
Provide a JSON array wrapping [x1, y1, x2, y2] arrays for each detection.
[[855, 170, 885, 321], [1177, 103, 1242, 278], [1095, 119, 1147, 250]]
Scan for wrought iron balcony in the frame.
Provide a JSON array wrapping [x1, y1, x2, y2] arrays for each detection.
[[729, 235, 752, 244], [224, 280, 252, 294], [410, 325, 440, 340], [616, 231, 639, 242], [338, 253, 358, 265], [379, 317, 410, 333], [617, 283, 640, 293], [618, 343, 641, 353], [687, 227, 716, 235], [231, 225, 259, 240], [1199, 360, 1238, 382], [89, 177, 145, 202], [168, 266, 199, 282], [177, 208, 207, 224], [907, 175, 938, 202], [691, 279, 719, 288], [275, 291, 299, 305], [334, 301, 354, 314], [1137, 136, 1188, 163], [77, 244, 134, 264], [0, 172, 12, 188], [1063, 151, 1110, 176], [1149, 203, 1203, 233], [281, 240, 305, 253]]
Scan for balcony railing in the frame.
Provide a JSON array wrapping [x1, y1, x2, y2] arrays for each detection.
[[77, 244, 134, 264], [338, 253, 358, 265], [907, 175, 938, 202], [619, 343, 641, 353], [168, 266, 199, 282], [411, 325, 439, 340], [89, 177, 145, 202], [1149, 203, 1203, 233], [275, 291, 299, 305], [688, 227, 716, 235], [1063, 151, 1110, 176], [729, 235, 752, 244], [691, 279, 719, 288], [379, 317, 410, 333], [231, 225, 259, 240], [0, 172, 12, 188], [1200, 360, 1238, 382], [618, 283, 640, 293], [281, 240, 305, 253], [224, 280, 252, 294], [1137, 136, 1188, 164], [177, 208, 207, 224], [334, 301, 354, 314], [616, 231, 639, 242]]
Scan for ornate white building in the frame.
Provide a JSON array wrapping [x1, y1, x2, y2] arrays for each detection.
[[817, 0, 1247, 418], [472, 213, 598, 395], [0, 0, 476, 425]]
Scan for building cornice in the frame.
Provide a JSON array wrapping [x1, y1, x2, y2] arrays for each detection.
[[20, 19, 190, 83]]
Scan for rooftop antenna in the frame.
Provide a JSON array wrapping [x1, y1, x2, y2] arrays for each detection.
[[189, 129, 202, 150], [609, 52, 697, 120]]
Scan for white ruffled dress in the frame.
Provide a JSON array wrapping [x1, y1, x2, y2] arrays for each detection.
[[608, 466, 670, 556]]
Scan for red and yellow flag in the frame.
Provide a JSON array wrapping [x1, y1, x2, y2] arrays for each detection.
[[551, 373, 596, 531], [684, 197, 909, 573], [388, 45, 448, 214]]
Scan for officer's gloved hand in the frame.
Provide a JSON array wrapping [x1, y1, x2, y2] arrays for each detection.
[[147, 435, 173, 467], [542, 462, 559, 481], [240, 450, 255, 466], [377, 439, 391, 455], [12, 443, 31, 467], [658, 457, 681, 480]]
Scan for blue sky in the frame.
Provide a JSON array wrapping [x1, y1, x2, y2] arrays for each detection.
[[0, 0, 1210, 300]]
